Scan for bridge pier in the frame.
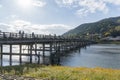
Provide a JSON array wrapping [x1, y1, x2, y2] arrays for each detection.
[[0, 44, 3, 66], [49, 43, 53, 65], [42, 43, 45, 64], [10, 44, 12, 66], [30, 44, 33, 63], [19, 44, 22, 65]]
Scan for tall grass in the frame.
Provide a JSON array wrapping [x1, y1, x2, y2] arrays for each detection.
[[1, 64, 120, 80]]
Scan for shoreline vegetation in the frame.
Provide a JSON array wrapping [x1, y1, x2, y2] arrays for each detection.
[[1, 64, 120, 80]]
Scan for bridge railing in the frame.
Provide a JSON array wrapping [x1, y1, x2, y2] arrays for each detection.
[[0, 31, 67, 40], [0, 31, 87, 42]]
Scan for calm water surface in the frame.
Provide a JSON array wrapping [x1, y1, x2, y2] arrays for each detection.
[[1, 44, 120, 69], [61, 44, 120, 69]]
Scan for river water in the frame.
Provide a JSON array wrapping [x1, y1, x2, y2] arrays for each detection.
[[60, 44, 120, 69], [1, 44, 120, 69]]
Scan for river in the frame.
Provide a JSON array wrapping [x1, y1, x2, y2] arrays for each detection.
[[1, 44, 120, 69], [60, 44, 120, 69]]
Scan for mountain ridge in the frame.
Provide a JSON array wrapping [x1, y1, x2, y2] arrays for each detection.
[[63, 16, 120, 37]]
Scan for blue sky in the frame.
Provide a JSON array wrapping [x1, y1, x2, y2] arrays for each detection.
[[0, 0, 120, 35]]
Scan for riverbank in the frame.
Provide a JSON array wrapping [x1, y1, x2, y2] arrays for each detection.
[[0, 64, 120, 80], [98, 40, 120, 44]]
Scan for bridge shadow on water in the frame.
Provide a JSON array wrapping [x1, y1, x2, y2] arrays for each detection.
[[53, 45, 88, 65]]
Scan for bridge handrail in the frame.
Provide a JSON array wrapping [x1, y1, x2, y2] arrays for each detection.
[[0, 31, 77, 40]]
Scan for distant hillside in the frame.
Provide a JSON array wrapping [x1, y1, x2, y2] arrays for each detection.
[[64, 16, 120, 37]]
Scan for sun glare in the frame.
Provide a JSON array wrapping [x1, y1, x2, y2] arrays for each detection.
[[17, 0, 32, 9]]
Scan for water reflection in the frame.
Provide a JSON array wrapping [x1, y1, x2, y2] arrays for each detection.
[[60, 44, 120, 69]]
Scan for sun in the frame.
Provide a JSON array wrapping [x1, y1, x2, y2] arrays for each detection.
[[17, 0, 32, 9]]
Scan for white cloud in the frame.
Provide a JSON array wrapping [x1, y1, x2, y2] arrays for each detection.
[[103, 0, 120, 5], [5, 15, 19, 20], [0, 4, 2, 8], [55, 0, 120, 17], [32, 0, 46, 7], [0, 23, 13, 31], [76, 8, 89, 17], [77, 0, 108, 16], [55, 0, 78, 7], [0, 20, 71, 35], [16, 0, 46, 8], [10, 15, 19, 19]]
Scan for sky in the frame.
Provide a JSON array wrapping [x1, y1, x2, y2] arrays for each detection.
[[0, 0, 120, 35]]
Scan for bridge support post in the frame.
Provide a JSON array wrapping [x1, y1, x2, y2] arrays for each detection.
[[49, 43, 53, 65], [10, 44, 12, 66], [57, 42, 61, 65], [34, 43, 38, 63], [38, 52, 40, 64], [30, 44, 33, 63], [43, 43, 45, 64], [19, 44, 22, 65], [0, 44, 3, 67]]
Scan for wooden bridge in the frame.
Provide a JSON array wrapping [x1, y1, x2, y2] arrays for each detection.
[[0, 31, 93, 66]]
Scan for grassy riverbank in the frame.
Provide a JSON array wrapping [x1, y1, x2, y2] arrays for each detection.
[[0, 64, 120, 80]]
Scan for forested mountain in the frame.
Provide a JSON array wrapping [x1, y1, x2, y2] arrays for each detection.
[[64, 16, 120, 37]]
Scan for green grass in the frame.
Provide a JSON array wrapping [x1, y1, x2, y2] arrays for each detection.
[[1, 64, 120, 80]]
